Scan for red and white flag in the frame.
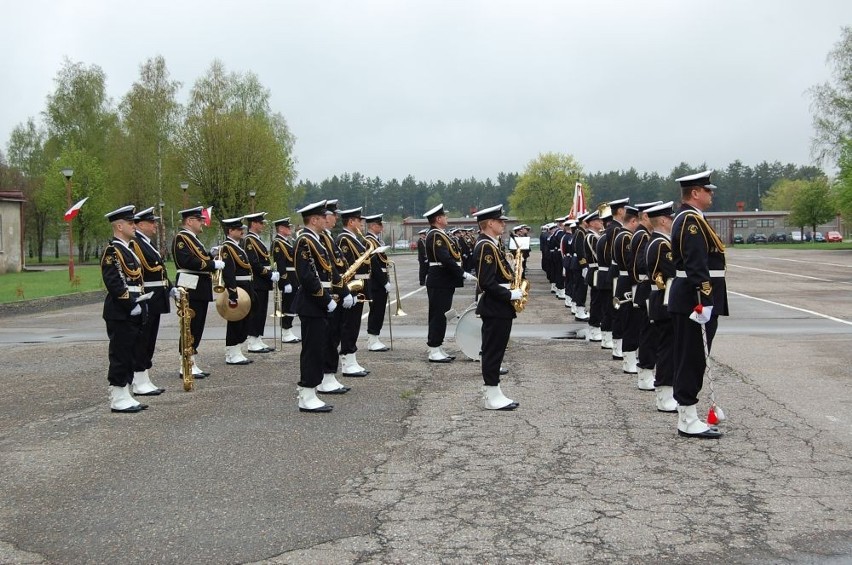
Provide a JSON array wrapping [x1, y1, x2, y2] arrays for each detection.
[[569, 182, 587, 219], [63, 197, 89, 222], [201, 206, 213, 226]]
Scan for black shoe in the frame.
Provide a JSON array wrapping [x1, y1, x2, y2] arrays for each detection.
[[317, 386, 351, 394], [299, 404, 333, 413], [111, 405, 145, 413], [678, 427, 722, 438], [496, 402, 519, 411], [226, 359, 252, 365], [342, 370, 369, 377], [134, 388, 165, 396], [612, 355, 624, 361], [247, 348, 273, 354], [428, 357, 453, 364]]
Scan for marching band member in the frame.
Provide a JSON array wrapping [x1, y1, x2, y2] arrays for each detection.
[[603, 198, 630, 358], [472, 204, 521, 410], [612, 205, 639, 373], [128, 207, 172, 396], [423, 203, 476, 363], [272, 217, 301, 344], [292, 200, 339, 411], [416, 228, 428, 286], [172, 206, 224, 378], [101, 205, 149, 413], [337, 207, 372, 375], [669, 171, 728, 438], [364, 213, 391, 352], [584, 211, 604, 342], [242, 212, 279, 353], [645, 201, 678, 412], [221, 217, 255, 365], [630, 201, 664, 390], [571, 213, 590, 322]]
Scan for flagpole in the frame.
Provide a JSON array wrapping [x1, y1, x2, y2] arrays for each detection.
[[61, 168, 75, 281]]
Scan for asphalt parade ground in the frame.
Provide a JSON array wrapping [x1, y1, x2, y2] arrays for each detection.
[[1, 248, 851, 564]]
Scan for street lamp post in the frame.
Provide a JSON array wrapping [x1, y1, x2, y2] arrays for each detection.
[[61, 168, 75, 281], [249, 190, 257, 213], [158, 200, 166, 257], [180, 181, 189, 209], [756, 175, 761, 211]]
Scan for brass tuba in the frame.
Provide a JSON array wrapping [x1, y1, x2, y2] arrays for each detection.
[[175, 287, 195, 392], [510, 238, 530, 313]]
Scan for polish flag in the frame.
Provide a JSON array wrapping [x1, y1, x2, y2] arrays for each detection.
[[201, 206, 213, 226], [569, 182, 587, 219], [63, 197, 89, 221]]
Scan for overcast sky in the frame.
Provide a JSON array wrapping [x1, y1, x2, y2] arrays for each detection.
[[1, 0, 850, 184]]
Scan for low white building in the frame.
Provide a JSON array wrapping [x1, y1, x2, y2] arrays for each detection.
[[0, 190, 25, 274]]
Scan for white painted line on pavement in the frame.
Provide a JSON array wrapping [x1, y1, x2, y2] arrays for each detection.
[[727, 263, 831, 281], [759, 256, 852, 269], [729, 290, 852, 326], [361, 286, 426, 319]]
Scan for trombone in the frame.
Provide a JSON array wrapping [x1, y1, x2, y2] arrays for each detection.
[[212, 243, 225, 294], [270, 270, 284, 346], [386, 260, 406, 351]]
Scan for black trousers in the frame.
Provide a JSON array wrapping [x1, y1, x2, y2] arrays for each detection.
[[298, 315, 327, 388], [340, 301, 365, 354], [600, 289, 614, 332], [572, 273, 587, 307], [637, 309, 658, 370], [106, 318, 143, 387], [323, 306, 344, 373], [184, 299, 209, 354], [280, 290, 296, 330], [133, 311, 161, 371], [481, 316, 513, 386], [653, 319, 673, 387], [588, 287, 602, 328], [672, 314, 718, 406], [247, 289, 269, 337], [367, 287, 388, 335], [621, 305, 642, 351], [427, 286, 455, 347]]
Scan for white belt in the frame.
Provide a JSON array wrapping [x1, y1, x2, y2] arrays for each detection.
[[619, 270, 629, 276], [380, 268, 388, 273], [126, 285, 142, 292], [286, 267, 296, 272], [598, 266, 608, 272], [354, 274, 369, 280], [235, 275, 252, 281], [588, 263, 597, 268], [321, 281, 332, 288], [143, 280, 167, 287], [638, 275, 648, 282], [676, 270, 725, 278], [499, 283, 511, 289], [429, 261, 462, 267], [177, 268, 209, 275]]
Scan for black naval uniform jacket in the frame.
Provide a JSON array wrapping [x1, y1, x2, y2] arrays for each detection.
[[129, 231, 172, 315], [365, 232, 389, 289], [612, 228, 635, 301], [319, 230, 352, 301], [425, 227, 465, 289], [243, 231, 274, 292], [646, 231, 675, 322], [101, 238, 147, 321], [473, 234, 516, 320], [337, 228, 371, 297], [668, 204, 729, 316], [172, 229, 217, 302], [292, 228, 334, 317], [272, 234, 299, 293], [221, 237, 255, 304], [572, 227, 587, 273], [629, 225, 651, 309], [584, 230, 599, 287], [416, 237, 428, 286], [594, 225, 612, 290]]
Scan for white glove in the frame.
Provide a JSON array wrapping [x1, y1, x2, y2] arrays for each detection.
[[582, 267, 588, 278], [210, 246, 220, 256], [689, 304, 713, 325], [169, 287, 181, 299], [130, 304, 142, 316], [270, 271, 280, 283], [327, 299, 338, 313], [213, 260, 225, 270], [283, 284, 293, 294], [342, 294, 355, 309], [510, 289, 523, 301], [463, 272, 477, 282], [384, 282, 392, 293]]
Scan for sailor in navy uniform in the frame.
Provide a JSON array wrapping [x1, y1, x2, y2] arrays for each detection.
[[644, 201, 678, 412], [128, 207, 175, 396], [601, 197, 630, 357], [242, 212, 279, 353], [583, 211, 604, 342], [629, 201, 663, 390], [423, 203, 477, 362], [101, 205, 150, 413], [172, 206, 225, 377], [612, 205, 639, 372], [669, 171, 728, 438], [292, 200, 344, 411], [570, 214, 590, 322], [416, 228, 429, 286], [337, 207, 372, 375], [364, 213, 391, 351], [272, 217, 300, 343], [472, 205, 521, 410], [221, 217, 256, 365]]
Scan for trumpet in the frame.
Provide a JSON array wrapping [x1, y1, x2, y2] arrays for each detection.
[[212, 244, 225, 293], [613, 291, 633, 310]]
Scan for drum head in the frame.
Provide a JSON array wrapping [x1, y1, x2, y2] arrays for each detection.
[[454, 307, 482, 361]]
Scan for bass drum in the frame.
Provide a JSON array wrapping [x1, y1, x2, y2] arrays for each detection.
[[454, 303, 482, 361]]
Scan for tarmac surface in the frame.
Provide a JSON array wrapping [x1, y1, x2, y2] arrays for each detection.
[[1, 248, 851, 564]]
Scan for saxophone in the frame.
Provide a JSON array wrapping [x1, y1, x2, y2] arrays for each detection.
[[511, 243, 530, 313], [175, 287, 195, 392], [338, 241, 375, 296]]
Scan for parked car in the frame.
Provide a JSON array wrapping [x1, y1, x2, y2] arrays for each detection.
[[394, 239, 409, 249], [814, 232, 826, 243], [732, 233, 744, 244], [790, 230, 803, 243], [769, 232, 788, 243], [826, 231, 843, 243], [746, 233, 768, 244]]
